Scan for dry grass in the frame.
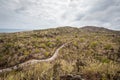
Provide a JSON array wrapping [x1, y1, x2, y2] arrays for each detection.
[[0, 26, 120, 80]]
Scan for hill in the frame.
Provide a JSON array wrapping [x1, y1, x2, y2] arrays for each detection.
[[0, 26, 120, 80]]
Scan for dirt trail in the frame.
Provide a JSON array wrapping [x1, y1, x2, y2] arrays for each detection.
[[0, 43, 67, 73]]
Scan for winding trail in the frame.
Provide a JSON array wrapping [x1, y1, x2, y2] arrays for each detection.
[[0, 43, 67, 73]]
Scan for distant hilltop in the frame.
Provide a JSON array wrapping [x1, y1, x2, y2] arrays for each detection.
[[0, 26, 120, 33]]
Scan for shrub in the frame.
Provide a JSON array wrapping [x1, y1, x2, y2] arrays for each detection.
[[46, 42, 54, 48], [44, 52, 50, 57], [34, 43, 40, 48], [34, 48, 40, 53], [101, 58, 110, 63], [96, 57, 110, 63], [4, 43, 13, 50], [104, 44, 113, 50], [90, 41, 98, 48], [79, 38, 85, 42], [40, 43, 46, 49], [24, 51, 29, 55], [73, 41, 78, 47], [0, 54, 3, 60]]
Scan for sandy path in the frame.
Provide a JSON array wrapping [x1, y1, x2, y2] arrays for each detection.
[[0, 43, 67, 73]]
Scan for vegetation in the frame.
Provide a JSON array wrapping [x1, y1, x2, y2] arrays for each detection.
[[0, 26, 120, 80]]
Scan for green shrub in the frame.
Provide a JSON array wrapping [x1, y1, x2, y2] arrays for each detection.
[[56, 37, 60, 42], [101, 58, 110, 63], [40, 43, 46, 49], [0, 54, 3, 60], [96, 57, 110, 63], [90, 41, 98, 48], [35, 48, 40, 53], [4, 43, 13, 49], [73, 41, 78, 47], [104, 44, 113, 50], [79, 38, 85, 42], [34, 43, 39, 48], [24, 51, 29, 55], [46, 42, 54, 47], [44, 52, 50, 57]]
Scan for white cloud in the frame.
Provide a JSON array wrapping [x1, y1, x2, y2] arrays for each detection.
[[0, 0, 120, 30]]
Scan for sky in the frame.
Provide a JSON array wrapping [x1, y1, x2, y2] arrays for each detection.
[[0, 0, 120, 30]]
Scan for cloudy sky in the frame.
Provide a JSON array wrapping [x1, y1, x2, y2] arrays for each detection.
[[0, 0, 120, 30]]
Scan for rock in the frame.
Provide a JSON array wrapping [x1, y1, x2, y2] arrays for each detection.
[[60, 74, 73, 80], [73, 75, 82, 80], [60, 74, 84, 80]]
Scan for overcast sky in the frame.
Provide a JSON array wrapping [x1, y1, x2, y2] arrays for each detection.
[[0, 0, 120, 30]]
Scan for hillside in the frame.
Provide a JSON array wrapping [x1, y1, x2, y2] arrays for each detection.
[[0, 26, 120, 80]]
